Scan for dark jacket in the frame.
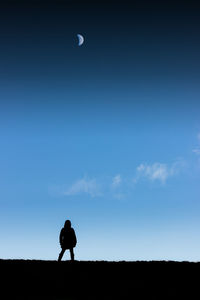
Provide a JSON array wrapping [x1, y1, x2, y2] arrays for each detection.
[[59, 227, 77, 249]]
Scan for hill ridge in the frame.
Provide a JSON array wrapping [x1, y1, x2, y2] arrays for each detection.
[[1, 259, 199, 299]]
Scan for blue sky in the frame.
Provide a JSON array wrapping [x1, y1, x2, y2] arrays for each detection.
[[0, 1, 200, 261]]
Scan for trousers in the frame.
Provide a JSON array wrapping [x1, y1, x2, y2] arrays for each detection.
[[58, 247, 74, 261]]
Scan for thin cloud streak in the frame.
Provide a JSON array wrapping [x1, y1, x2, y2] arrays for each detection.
[[63, 177, 102, 197], [50, 160, 186, 199], [134, 160, 185, 184], [111, 174, 121, 188], [193, 132, 200, 156]]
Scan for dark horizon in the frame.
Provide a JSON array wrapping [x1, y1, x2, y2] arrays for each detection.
[[1, 259, 200, 299]]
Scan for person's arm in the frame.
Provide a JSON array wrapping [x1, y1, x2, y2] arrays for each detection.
[[59, 228, 64, 246], [72, 228, 77, 246]]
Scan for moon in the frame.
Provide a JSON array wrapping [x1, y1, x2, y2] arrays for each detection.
[[77, 34, 84, 46]]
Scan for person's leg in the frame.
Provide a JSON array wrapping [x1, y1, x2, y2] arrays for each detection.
[[58, 248, 65, 261], [69, 248, 74, 261]]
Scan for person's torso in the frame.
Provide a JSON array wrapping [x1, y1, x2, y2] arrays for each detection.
[[62, 228, 75, 247]]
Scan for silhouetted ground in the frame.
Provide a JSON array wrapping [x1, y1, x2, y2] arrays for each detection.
[[0, 259, 199, 299]]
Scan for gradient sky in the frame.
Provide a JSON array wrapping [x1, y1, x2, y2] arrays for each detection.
[[0, 0, 200, 261]]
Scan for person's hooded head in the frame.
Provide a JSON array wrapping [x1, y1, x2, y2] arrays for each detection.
[[64, 220, 71, 229]]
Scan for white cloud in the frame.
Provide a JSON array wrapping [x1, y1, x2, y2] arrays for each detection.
[[136, 163, 169, 183], [193, 133, 200, 156], [63, 177, 102, 197], [49, 160, 185, 199], [193, 149, 200, 155], [134, 160, 184, 184], [111, 174, 121, 188]]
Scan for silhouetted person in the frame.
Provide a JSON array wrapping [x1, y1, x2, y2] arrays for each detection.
[[58, 220, 77, 261]]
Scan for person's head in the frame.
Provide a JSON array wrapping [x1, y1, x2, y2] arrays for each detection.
[[64, 220, 71, 229]]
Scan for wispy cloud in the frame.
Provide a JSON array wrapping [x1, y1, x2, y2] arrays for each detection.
[[134, 160, 184, 184], [135, 163, 170, 184], [111, 174, 121, 188], [193, 149, 200, 155], [49, 160, 185, 199], [193, 133, 200, 156], [63, 177, 102, 197], [110, 174, 127, 200]]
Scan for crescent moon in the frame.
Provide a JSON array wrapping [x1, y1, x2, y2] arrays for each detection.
[[77, 34, 84, 46]]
